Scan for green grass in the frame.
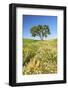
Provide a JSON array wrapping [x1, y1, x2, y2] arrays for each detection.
[[23, 38, 57, 75]]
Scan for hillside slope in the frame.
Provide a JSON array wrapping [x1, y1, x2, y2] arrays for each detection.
[[23, 39, 57, 75]]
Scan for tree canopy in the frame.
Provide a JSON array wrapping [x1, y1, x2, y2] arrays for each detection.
[[30, 25, 50, 40]]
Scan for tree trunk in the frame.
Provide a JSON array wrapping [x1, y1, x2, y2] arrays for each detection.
[[40, 36, 43, 40], [39, 34, 43, 40]]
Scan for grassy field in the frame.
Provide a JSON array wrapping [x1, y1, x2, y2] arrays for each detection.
[[23, 39, 57, 75]]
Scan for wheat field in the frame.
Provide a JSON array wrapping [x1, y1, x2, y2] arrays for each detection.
[[22, 39, 57, 75]]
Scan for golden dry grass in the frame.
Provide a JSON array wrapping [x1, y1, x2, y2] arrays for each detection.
[[23, 39, 57, 75]]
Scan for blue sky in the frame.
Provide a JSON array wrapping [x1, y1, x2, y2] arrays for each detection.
[[23, 15, 57, 40]]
